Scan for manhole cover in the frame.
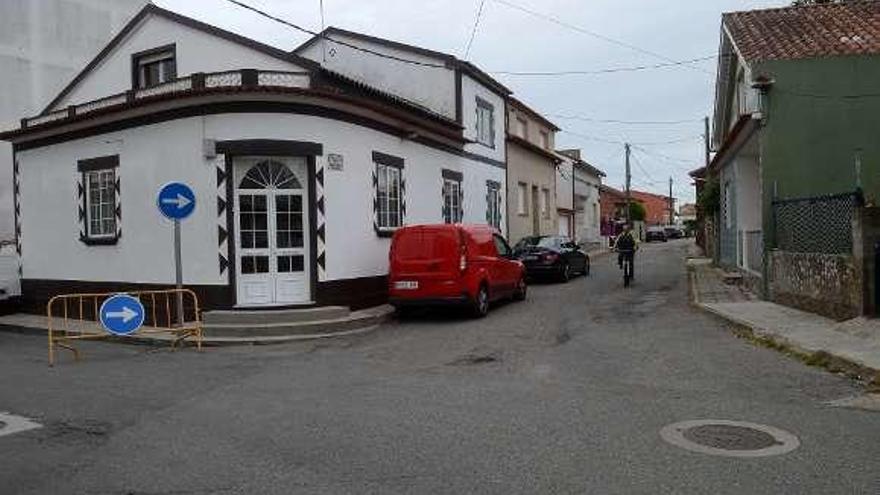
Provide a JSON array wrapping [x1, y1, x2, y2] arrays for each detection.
[[682, 424, 781, 450], [660, 419, 799, 458]]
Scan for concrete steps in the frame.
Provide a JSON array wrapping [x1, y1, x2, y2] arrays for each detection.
[[202, 305, 392, 340]]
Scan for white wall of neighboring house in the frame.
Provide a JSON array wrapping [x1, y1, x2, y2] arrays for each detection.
[[460, 74, 506, 164], [574, 167, 602, 246], [15, 112, 505, 285], [0, 0, 145, 248], [50, 12, 307, 110], [297, 32, 456, 120]]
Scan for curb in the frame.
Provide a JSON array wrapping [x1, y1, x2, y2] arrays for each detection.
[[0, 312, 391, 348], [693, 301, 880, 384]]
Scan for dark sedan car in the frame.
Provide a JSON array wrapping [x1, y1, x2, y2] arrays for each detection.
[[514, 235, 590, 282], [646, 227, 667, 242]]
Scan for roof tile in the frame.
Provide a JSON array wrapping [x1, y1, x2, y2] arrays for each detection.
[[724, 1, 880, 62]]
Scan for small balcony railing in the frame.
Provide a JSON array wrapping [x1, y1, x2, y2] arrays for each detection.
[[21, 69, 311, 129]]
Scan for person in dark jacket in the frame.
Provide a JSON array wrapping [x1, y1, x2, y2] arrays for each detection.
[[614, 225, 637, 269]]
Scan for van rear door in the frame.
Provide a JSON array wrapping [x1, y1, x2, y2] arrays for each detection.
[[391, 226, 462, 294]]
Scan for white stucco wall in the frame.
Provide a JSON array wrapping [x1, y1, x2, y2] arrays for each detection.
[[0, 0, 144, 247], [556, 157, 574, 211], [574, 168, 602, 245], [297, 32, 456, 120], [51, 13, 306, 110], [16, 112, 505, 286], [461, 74, 505, 164]]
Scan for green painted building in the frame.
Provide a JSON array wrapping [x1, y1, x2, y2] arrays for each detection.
[[706, 1, 880, 278]]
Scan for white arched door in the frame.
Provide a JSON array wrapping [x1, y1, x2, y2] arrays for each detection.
[[234, 157, 310, 306]]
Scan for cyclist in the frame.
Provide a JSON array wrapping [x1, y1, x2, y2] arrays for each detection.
[[614, 224, 638, 279]]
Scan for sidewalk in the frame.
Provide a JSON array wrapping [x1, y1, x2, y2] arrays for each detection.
[[688, 257, 880, 383]]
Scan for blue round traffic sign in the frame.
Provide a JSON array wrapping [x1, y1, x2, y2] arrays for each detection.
[[157, 182, 196, 220], [99, 294, 145, 336]]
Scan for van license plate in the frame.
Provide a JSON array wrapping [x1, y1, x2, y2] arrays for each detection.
[[395, 281, 418, 290]]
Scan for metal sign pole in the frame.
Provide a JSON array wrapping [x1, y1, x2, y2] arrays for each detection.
[[174, 218, 184, 326]]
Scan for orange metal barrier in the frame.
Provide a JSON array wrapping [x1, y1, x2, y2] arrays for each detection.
[[46, 288, 202, 366]]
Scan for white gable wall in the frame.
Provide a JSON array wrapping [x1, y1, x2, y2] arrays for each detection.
[[298, 33, 456, 120], [51, 13, 307, 110], [461, 73, 505, 163]]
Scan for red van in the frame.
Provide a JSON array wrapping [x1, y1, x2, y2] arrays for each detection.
[[388, 224, 527, 317]]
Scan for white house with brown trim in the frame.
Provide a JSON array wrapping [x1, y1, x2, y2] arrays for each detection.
[[0, 5, 510, 313]]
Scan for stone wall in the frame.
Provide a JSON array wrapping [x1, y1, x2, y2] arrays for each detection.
[[768, 250, 861, 321]]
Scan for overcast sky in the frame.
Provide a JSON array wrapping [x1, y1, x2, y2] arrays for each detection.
[[154, 0, 781, 204]]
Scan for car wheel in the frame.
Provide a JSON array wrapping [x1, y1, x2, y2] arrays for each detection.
[[583, 260, 591, 276], [472, 285, 490, 318], [559, 262, 571, 283], [513, 277, 527, 301]]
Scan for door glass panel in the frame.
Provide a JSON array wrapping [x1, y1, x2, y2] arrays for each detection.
[[277, 255, 305, 273], [241, 255, 270, 274], [239, 193, 269, 250], [275, 194, 304, 249]]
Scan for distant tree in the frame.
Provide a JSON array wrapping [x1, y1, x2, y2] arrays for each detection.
[[629, 202, 646, 222]]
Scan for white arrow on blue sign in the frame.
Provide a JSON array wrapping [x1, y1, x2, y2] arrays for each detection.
[[99, 294, 145, 336], [157, 182, 196, 220]]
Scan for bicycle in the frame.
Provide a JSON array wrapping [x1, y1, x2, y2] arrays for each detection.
[[618, 249, 635, 287]]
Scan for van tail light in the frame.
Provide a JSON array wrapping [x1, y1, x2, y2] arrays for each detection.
[[458, 229, 468, 273]]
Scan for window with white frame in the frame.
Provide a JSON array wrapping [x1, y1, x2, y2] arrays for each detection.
[[541, 188, 550, 218], [373, 152, 404, 234], [442, 170, 463, 224], [517, 182, 528, 215], [486, 180, 502, 230], [77, 155, 119, 244], [133, 45, 176, 89], [475, 97, 495, 147]]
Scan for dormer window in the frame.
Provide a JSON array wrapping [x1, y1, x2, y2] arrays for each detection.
[[132, 44, 176, 89]]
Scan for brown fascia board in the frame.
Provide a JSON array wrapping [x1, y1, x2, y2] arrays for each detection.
[[294, 27, 511, 97], [507, 135, 562, 164], [508, 96, 559, 131], [574, 160, 606, 178], [41, 4, 321, 115]]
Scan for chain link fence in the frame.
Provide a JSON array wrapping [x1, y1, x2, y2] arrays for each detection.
[[772, 191, 862, 254]]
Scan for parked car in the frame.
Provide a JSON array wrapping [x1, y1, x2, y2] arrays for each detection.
[[646, 226, 668, 242], [513, 235, 590, 282], [664, 226, 684, 239], [388, 224, 526, 317]]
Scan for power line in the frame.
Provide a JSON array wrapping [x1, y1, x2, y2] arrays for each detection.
[[492, 55, 716, 76], [631, 144, 698, 165], [223, 0, 448, 68], [561, 129, 701, 148], [548, 114, 703, 126], [489, 0, 712, 75], [630, 151, 657, 184], [463, 0, 487, 59]]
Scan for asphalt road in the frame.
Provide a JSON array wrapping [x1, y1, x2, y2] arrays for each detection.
[[1, 239, 878, 494]]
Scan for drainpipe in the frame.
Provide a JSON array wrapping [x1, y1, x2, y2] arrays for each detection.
[[752, 75, 774, 299]]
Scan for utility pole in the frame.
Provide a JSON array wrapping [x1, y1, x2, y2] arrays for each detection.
[[668, 177, 674, 226], [625, 143, 631, 226]]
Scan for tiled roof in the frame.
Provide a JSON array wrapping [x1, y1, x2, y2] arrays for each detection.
[[724, 1, 880, 63]]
